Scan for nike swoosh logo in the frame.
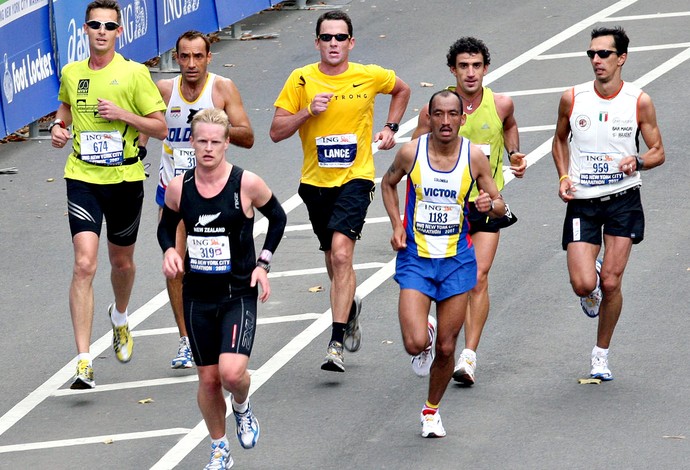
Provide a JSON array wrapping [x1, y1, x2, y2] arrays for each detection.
[[353, 83, 364, 87]]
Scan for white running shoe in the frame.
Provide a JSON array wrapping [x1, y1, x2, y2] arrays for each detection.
[[452, 349, 476, 385], [171, 336, 194, 369], [590, 352, 613, 381], [233, 402, 260, 449], [411, 315, 436, 377], [421, 411, 446, 438], [204, 440, 233, 469], [580, 259, 602, 318]]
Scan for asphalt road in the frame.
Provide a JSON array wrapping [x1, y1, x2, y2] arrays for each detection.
[[0, 0, 689, 468]]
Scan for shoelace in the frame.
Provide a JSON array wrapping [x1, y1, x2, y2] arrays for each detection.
[[237, 411, 255, 435], [592, 355, 608, 367], [113, 327, 127, 351]]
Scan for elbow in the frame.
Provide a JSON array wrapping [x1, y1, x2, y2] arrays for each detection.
[[155, 127, 168, 141], [269, 128, 282, 143]]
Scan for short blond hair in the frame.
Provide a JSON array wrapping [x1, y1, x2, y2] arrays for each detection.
[[191, 108, 230, 140]]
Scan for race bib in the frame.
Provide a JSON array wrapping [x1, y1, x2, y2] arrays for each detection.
[[187, 235, 231, 273], [579, 151, 624, 186], [316, 134, 357, 168], [80, 131, 124, 165], [415, 201, 461, 236], [173, 148, 196, 176]]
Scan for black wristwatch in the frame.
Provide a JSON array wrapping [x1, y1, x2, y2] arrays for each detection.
[[256, 259, 271, 273], [384, 122, 399, 133], [635, 155, 644, 171]]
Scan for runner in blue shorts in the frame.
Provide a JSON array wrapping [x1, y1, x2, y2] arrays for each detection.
[[382, 90, 506, 438]]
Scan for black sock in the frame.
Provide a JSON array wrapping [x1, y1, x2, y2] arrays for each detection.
[[330, 322, 346, 344]]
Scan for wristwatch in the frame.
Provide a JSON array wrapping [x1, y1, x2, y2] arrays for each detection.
[[384, 122, 399, 133], [256, 259, 271, 273], [48, 119, 66, 132]]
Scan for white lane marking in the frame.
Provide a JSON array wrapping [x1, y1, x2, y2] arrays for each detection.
[[284, 215, 391, 232], [608, 11, 690, 21], [268, 262, 387, 278], [479, 0, 640, 85], [0, 429, 191, 455], [0, 290, 169, 437], [52, 375, 199, 396]]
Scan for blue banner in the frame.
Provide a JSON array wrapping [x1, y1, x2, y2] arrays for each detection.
[[52, 0, 158, 70], [215, 0, 270, 28], [155, 0, 219, 54], [0, 0, 59, 135]]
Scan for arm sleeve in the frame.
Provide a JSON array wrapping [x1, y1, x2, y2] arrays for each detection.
[[257, 195, 287, 255], [157, 204, 183, 252]]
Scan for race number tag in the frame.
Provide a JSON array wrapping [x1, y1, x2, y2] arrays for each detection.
[[579, 151, 624, 186], [173, 148, 196, 176], [80, 131, 124, 165], [316, 134, 357, 168], [415, 201, 461, 236], [187, 235, 231, 273]]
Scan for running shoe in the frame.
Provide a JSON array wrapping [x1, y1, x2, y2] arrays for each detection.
[[204, 440, 233, 469], [421, 410, 446, 438], [70, 359, 95, 390], [580, 259, 603, 318], [343, 294, 362, 352], [320, 340, 345, 372], [411, 315, 437, 377], [171, 336, 194, 369], [590, 352, 613, 381], [233, 402, 260, 449], [452, 349, 477, 385], [109, 304, 133, 363]]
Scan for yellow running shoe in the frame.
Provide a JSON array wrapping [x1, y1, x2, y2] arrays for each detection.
[[70, 359, 95, 389], [109, 304, 133, 363]]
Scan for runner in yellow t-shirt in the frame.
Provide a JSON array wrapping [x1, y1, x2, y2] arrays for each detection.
[[270, 10, 410, 373]]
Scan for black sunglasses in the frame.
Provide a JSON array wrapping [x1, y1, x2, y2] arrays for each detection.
[[86, 20, 120, 31], [318, 33, 350, 42], [586, 49, 618, 59]]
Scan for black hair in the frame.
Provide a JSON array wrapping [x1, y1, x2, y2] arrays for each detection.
[[446, 37, 490, 68], [591, 26, 629, 54]]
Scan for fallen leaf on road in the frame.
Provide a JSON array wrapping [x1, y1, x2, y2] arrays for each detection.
[[577, 378, 601, 384]]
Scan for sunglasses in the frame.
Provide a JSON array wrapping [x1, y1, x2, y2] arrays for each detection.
[[318, 33, 350, 42], [586, 49, 618, 59], [86, 20, 120, 31]]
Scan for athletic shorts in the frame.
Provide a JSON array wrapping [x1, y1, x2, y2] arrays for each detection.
[[467, 202, 502, 234], [394, 248, 477, 302], [65, 178, 144, 246], [467, 201, 518, 234], [562, 185, 644, 250], [184, 294, 257, 366], [298, 179, 375, 252]]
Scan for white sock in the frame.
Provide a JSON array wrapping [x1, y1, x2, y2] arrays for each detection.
[[77, 353, 91, 363], [211, 435, 228, 447], [462, 348, 476, 360], [109, 304, 128, 326], [231, 396, 249, 414], [592, 346, 608, 357]]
